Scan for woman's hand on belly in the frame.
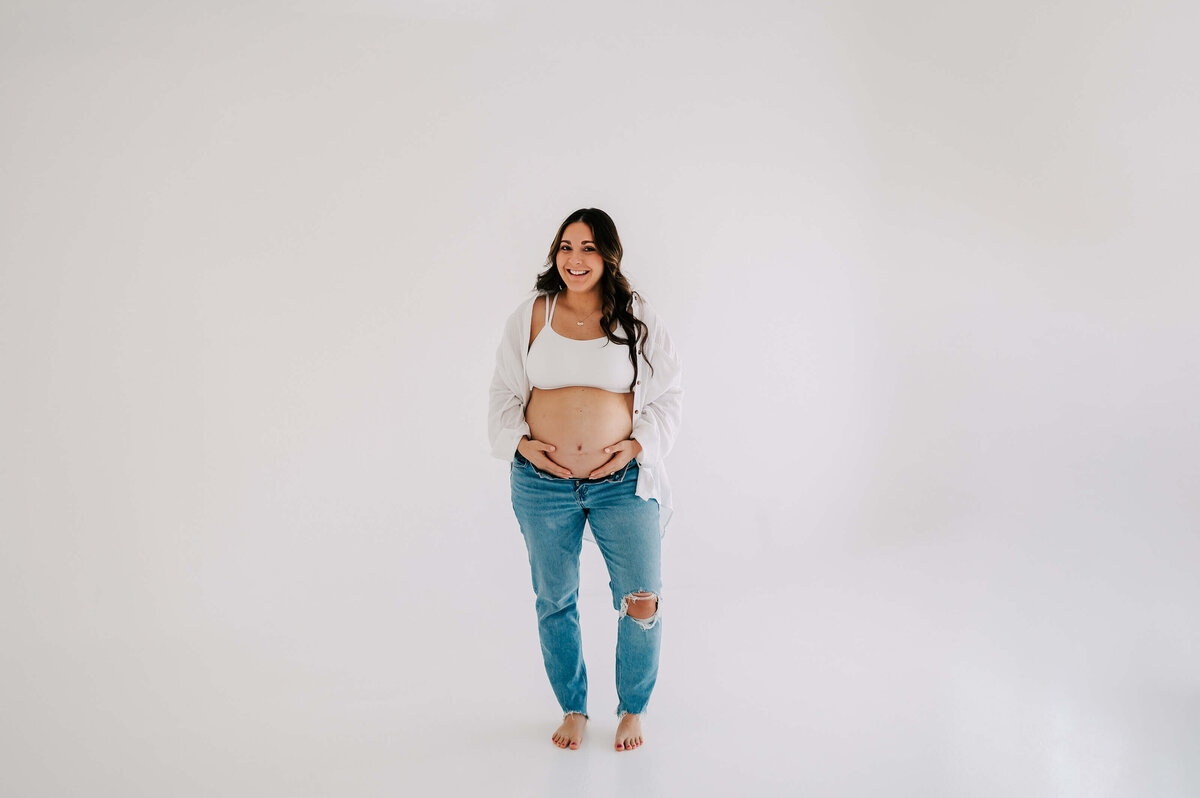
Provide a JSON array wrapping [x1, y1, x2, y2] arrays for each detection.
[[586, 438, 644, 480], [516, 436, 574, 479]]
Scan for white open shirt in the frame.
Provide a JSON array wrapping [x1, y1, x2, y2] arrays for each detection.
[[489, 290, 683, 536]]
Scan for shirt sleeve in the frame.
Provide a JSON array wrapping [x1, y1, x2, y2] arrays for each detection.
[[631, 298, 683, 467], [488, 303, 531, 460]]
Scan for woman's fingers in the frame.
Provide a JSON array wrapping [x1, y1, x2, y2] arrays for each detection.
[[525, 440, 570, 477], [535, 453, 573, 479], [588, 452, 626, 479], [531, 438, 639, 479], [591, 440, 636, 477], [594, 448, 618, 475]]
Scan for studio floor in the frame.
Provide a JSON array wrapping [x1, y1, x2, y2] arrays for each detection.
[[5, 521, 1196, 798]]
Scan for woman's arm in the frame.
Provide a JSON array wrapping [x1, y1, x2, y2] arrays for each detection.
[[488, 304, 532, 460], [631, 296, 683, 467]]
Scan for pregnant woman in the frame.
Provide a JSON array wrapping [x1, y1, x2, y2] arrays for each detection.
[[488, 208, 683, 752]]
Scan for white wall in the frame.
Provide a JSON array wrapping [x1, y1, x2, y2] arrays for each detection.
[[2, 0, 1196, 793]]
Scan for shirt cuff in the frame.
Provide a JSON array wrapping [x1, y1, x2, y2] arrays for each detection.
[[631, 421, 656, 466], [492, 424, 530, 461]]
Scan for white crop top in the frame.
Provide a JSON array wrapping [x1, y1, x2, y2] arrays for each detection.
[[526, 293, 636, 393]]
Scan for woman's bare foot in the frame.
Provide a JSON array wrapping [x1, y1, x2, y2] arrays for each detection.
[[552, 713, 587, 750], [614, 713, 644, 751]]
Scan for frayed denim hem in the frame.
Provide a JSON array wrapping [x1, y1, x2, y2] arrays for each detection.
[[563, 710, 589, 721]]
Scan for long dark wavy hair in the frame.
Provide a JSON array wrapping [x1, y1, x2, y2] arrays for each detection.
[[534, 208, 652, 392]]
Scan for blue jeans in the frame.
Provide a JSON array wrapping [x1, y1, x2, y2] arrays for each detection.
[[510, 451, 662, 719]]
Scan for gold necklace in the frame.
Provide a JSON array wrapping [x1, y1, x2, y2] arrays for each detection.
[[565, 305, 600, 326]]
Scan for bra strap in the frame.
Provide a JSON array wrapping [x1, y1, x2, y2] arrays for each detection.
[[547, 293, 557, 325]]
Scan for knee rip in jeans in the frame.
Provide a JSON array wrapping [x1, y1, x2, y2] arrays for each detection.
[[619, 591, 661, 630]]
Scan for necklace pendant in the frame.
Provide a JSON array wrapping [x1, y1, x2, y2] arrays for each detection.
[[577, 321, 585, 326]]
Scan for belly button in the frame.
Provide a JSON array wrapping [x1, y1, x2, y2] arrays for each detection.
[[576, 444, 582, 451]]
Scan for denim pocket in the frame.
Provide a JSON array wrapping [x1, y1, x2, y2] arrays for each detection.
[[512, 452, 530, 470]]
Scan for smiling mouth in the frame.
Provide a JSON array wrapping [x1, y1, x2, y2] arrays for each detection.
[[567, 269, 589, 276]]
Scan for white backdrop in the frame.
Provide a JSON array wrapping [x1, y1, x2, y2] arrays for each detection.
[[2, 1, 1197, 795]]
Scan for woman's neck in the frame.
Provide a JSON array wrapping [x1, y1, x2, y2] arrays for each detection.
[[557, 289, 602, 314]]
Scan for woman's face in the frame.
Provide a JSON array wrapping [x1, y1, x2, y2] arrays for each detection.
[[555, 221, 605, 295]]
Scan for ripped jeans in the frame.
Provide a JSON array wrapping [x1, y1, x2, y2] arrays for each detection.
[[510, 450, 662, 719]]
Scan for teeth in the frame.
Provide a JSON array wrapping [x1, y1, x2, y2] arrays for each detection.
[[568, 269, 588, 275]]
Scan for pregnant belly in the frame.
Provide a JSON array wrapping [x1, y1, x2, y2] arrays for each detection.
[[526, 387, 635, 478]]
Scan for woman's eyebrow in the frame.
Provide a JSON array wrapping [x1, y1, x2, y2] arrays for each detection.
[[561, 239, 595, 244]]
